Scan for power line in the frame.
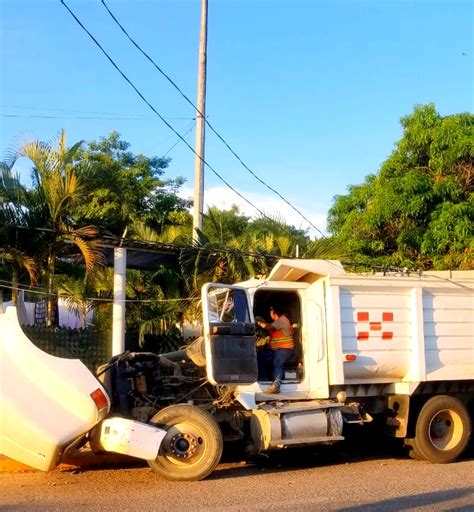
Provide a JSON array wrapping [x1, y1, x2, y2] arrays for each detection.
[[0, 279, 200, 303], [1, 104, 193, 119], [100, 0, 326, 239], [0, 223, 282, 261], [163, 119, 196, 156], [2, 113, 192, 121], [59, 0, 265, 218]]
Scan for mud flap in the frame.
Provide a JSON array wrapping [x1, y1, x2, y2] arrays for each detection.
[[385, 395, 410, 438]]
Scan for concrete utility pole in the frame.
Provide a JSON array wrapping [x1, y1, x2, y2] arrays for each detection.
[[112, 247, 126, 356], [192, 0, 208, 241]]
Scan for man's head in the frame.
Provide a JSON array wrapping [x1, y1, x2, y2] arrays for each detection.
[[269, 305, 285, 319]]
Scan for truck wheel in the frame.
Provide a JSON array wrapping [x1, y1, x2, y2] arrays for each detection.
[[148, 404, 223, 481], [410, 395, 471, 463]]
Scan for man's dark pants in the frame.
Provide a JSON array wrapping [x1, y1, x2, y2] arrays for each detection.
[[257, 348, 294, 386]]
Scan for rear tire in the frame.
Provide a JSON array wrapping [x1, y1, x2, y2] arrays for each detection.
[[408, 395, 471, 463], [148, 404, 223, 481]]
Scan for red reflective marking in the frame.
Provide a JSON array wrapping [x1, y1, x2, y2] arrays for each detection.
[[382, 332, 393, 340], [90, 388, 108, 410], [358, 312, 369, 322], [370, 322, 382, 331], [345, 354, 357, 361], [357, 331, 369, 340], [383, 312, 394, 322]]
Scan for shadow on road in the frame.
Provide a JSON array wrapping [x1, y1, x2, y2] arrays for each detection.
[[336, 487, 474, 511], [211, 422, 474, 481], [59, 419, 474, 480]]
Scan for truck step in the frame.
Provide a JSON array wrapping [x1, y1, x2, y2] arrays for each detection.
[[256, 391, 311, 402], [269, 435, 344, 448], [259, 400, 342, 414]]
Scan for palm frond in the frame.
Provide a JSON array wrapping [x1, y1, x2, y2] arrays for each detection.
[[56, 275, 95, 328], [0, 249, 37, 285], [303, 237, 351, 260], [58, 223, 106, 270]]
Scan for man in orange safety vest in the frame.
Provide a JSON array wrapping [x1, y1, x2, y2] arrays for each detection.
[[257, 305, 295, 394]]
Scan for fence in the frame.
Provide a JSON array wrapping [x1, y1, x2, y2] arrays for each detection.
[[23, 326, 112, 372], [23, 327, 184, 373]]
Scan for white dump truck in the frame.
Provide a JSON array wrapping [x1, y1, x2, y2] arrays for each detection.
[[1, 259, 473, 481]]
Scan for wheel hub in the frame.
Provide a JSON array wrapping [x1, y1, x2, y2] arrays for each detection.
[[169, 433, 197, 459], [428, 409, 462, 450], [432, 419, 450, 438]]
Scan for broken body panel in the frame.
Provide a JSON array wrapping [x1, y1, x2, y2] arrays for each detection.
[[0, 306, 165, 470]]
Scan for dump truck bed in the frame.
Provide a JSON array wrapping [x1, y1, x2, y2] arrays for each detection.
[[325, 273, 474, 386]]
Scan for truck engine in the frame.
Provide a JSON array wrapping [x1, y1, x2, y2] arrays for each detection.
[[99, 338, 247, 443]]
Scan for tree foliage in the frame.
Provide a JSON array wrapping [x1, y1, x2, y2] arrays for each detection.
[[1, 130, 194, 327], [1, 128, 344, 337], [0, 164, 39, 301], [74, 131, 191, 236], [4, 131, 105, 323], [328, 104, 473, 269]]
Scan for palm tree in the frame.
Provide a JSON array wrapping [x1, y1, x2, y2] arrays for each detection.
[[55, 274, 96, 329], [6, 131, 104, 325], [243, 213, 309, 257], [0, 164, 38, 302], [123, 222, 191, 343]]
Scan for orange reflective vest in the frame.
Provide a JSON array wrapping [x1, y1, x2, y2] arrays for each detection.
[[269, 316, 294, 351]]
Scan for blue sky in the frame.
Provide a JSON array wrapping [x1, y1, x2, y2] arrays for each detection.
[[1, 0, 472, 236]]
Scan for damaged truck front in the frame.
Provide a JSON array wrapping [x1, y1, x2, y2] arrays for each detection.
[[1, 259, 473, 481]]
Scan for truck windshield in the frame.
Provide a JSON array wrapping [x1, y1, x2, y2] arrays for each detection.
[[207, 287, 251, 323]]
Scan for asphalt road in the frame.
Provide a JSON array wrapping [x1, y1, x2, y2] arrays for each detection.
[[1, 442, 473, 512]]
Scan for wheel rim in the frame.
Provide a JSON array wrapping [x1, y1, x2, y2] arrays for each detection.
[[428, 408, 463, 451], [160, 421, 207, 468]]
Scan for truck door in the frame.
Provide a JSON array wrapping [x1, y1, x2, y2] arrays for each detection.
[[202, 283, 257, 386]]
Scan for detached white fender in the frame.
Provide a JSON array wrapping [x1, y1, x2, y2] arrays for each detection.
[[90, 417, 166, 460], [0, 306, 110, 471]]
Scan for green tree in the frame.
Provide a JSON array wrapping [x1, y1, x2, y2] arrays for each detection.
[[74, 131, 191, 236], [0, 164, 38, 302], [328, 104, 474, 269], [178, 209, 312, 302], [203, 205, 250, 244], [56, 274, 95, 329], [7, 130, 104, 325], [243, 213, 310, 258], [61, 132, 191, 333]]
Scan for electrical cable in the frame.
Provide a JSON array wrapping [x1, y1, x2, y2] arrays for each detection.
[[163, 119, 196, 156], [4, 224, 471, 290], [0, 279, 200, 303], [100, 0, 326, 239], [2, 265, 471, 300], [1, 104, 193, 119], [0, 223, 283, 261], [1, 113, 187, 121], [59, 0, 265, 218], [418, 273, 474, 292]]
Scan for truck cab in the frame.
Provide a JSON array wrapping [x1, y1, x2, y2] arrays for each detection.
[[202, 259, 346, 403]]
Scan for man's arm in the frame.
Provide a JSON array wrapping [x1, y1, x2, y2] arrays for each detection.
[[272, 317, 290, 330], [258, 320, 276, 331]]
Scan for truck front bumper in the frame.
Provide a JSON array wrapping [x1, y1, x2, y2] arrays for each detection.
[[90, 417, 166, 460]]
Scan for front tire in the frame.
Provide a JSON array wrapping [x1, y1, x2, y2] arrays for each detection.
[[408, 395, 471, 463], [148, 404, 223, 481]]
